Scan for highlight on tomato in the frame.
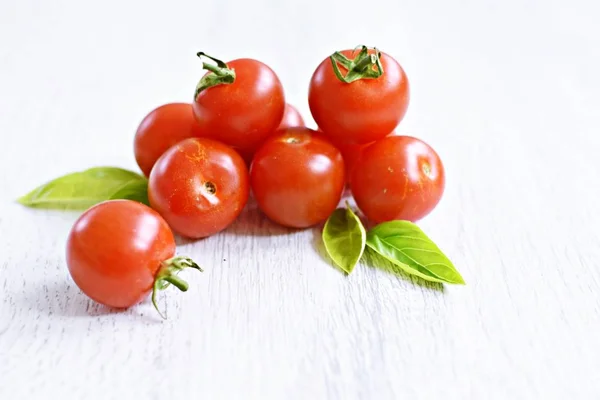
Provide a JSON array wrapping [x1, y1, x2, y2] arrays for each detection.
[[66, 199, 202, 318], [192, 52, 285, 162], [148, 137, 249, 239], [350, 135, 445, 223], [309, 45, 409, 145], [250, 127, 345, 228], [134, 103, 203, 177]]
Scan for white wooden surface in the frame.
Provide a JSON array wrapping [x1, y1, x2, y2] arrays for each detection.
[[1, 0, 599, 399]]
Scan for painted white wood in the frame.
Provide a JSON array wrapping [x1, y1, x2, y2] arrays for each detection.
[[1, 0, 599, 398]]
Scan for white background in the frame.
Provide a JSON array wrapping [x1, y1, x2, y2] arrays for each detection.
[[1, 0, 599, 399]]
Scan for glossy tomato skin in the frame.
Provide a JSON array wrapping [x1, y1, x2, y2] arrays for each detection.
[[309, 49, 409, 145], [336, 141, 369, 184], [277, 103, 305, 130], [66, 200, 175, 309], [192, 58, 285, 159], [335, 131, 399, 183], [148, 137, 249, 238], [134, 103, 203, 177], [250, 127, 345, 228], [350, 136, 445, 223]]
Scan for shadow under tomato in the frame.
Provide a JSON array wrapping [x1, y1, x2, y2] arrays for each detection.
[[174, 234, 202, 246], [172, 200, 297, 246], [363, 249, 445, 292], [15, 277, 162, 321], [223, 199, 302, 237]]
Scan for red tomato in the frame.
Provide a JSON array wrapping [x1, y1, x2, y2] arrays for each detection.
[[350, 136, 445, 223], [277, 103, 305, 130], [250, 127, 345, 228], [336, 141, 368, 183], [66, 199, 201, 315], [134, 103, 203, 177], [192, 53, 285, 159], [309, 46, 409, 145], [148, 137, 249, 238], [335, 131, 399, 182]]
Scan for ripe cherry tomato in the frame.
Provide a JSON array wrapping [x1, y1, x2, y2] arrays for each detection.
[[335, 131, 399, 183], [309, 46, 409, 145], [336, 141, 369, 184], [250, 127, 345, 228], [66, 199, 201, 316], [148, 137, 249, 238], [350, 136, 445, 223], [192, 52, 285, 160], [277, 103, 305, 130], [134, 103, 203, 177]]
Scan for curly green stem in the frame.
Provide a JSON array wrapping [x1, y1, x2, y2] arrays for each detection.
[[194, 52, 236, 99], [329, 45, 384, 83], [151, 256, 203, 319]]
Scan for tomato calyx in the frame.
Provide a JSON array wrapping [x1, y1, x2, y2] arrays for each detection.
[[194, 52, 236, 99], [329, 45, 384, 83], [151, 255, 203, 319]]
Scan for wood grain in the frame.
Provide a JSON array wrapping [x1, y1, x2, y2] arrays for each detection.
[[1, 0, 599, 398]]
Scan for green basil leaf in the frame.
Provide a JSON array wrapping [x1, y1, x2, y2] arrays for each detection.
[[322, 204, 366, 274], [109, 179, 150, 206], [366, 220, 465, 284], [17, 167, 147, 210]]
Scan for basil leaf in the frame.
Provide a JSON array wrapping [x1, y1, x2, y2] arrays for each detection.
[[109, 179, 150, 206], [322, 204, 366, 274], [17, 167, 148, 210], [366, 220, 465, 284]]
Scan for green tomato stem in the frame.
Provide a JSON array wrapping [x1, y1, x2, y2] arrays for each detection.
[[151, 256, 203, 319], [354, 53, 377, 72], [161, 274, 189, 292], [194, 52, 236, 100], [329, 45, 384, 83]]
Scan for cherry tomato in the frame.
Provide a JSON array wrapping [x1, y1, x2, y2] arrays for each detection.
[[250, 127, 345, 228], [309, 46, 409, 145], [277, 103, 305, 130], [148, 137, 249, 238], [335, 131, 399, 183], [192, 52, 285, 160], [134, 103, 203, 177], [336, 141, 368, 183], [66, 199, 201, 315], [350, 136, 445, 223]]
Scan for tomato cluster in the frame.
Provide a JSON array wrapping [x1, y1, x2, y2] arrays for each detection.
[[135, 47, 444, 233], [48, 46, 448, 317]]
